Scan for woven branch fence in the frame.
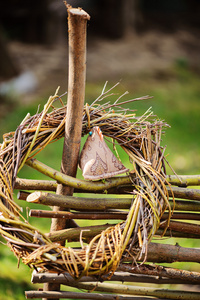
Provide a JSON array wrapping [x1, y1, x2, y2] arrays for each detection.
[[1, 4, 200, 300], [0, 85, 200, 300]]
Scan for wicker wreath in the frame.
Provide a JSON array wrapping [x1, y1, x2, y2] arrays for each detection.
[[0, 84, 173, 278]]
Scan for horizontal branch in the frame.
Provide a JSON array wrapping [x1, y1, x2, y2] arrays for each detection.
[[29, 209, 200, 222], [25, 159, 200, 199], [167, 174, 200, 187], [160, 220, 200, 236], [26, 191, 132, 211], [25, 191, 200, 212], [15, 178, 57, 191], [174, 199, 200, 211], [18, 191, 30, 200], [29, 209, 128, 220], [25, 158, 131, 192], [25, 290, 151, 300], [16, 178, 200, 202], [15, 175, 200, 194], [168, 186, 200, 201], [25, 192, 200, 241], [46, 223, 112, 242], [18, 187, 200, 203], [31, 270, 193, 285], [155, 228, 199, 239], [162, 212, 200, 221], [118, 263, 200, 284], [46, 218, 200, 244], [146, 242, 200, 263], [65, 280, 200, 300]]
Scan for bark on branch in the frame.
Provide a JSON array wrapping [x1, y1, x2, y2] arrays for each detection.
[[32, 270, 197, 285], [29, 209, 200, 222], [118, 263, 200, 284], [14, 174, 200, 193], [43, 5, 90, 299], [63, 280, 200, 300], [25, 191, 200, 212]]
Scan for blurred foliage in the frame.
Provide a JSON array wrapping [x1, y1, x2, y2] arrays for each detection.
[[0, 64, 200, 298]]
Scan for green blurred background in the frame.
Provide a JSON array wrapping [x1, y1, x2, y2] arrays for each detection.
[[0, 1, 200, 299]]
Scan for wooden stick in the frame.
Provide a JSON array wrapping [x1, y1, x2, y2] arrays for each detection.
[[14, 174, 200, 192], [146, 242, 200, 263], [26, 191, 132, 210], [50, 5, 90, 233], [46, 223, 112, 243], [43, 6, 90, 300], [25, 191, 200, 212], [25, 290, 152, 300], [29, 209, 128, 220], [118, 263, 200, 284], [28, 241, 200, 266], [156, 228, 199, 239], [168, 186, 200, 201], [167, 174, 200, 187], [15, 178, 57, 191], [22, 162, 200, 200], [45, 219, 200, 243], [160, 220, 200, 235], [29, 209, 200, 222], [17, 191, 30, 201], [25, 158, 132, 192], [174, 199, 200, 211], [17, 184, 200, 204], [162, 211, 200, 221], [64, 280, 200, 300], [32, 271, 195, 285]]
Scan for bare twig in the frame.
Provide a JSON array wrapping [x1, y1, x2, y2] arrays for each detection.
[[46, 223, 112, 243], [25, 191, 200, 212], [118, 263, 200, 284], [31, 270, 200, 286], [65, 280, 200, 300], [25, 158, 131, 192], [25, 290, 152, 300], [14, 174, 200, 192], [29, 209, 200, 222], [167, 174, 200, 187]]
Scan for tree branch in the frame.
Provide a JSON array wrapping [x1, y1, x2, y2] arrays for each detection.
[[25, 158, 131, 192], [25, 290, 152, 300], [65, 280, 200, 299], [118, 263, 200, 284], [25, 191, 200, 212], [29, 209, 200, 222], [31, 270, 200, 286]]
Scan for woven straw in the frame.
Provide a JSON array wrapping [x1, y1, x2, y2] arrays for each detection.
[[0, 84, 172, 277]]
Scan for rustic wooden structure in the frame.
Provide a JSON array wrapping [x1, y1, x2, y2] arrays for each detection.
[[17, 174, 200, 300], [0, 4, 200, 300], [24, 5, 200, 300]]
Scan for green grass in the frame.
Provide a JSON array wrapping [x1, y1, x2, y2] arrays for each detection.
[[0, 246, 34, 300], [0, 64, 200, 298]]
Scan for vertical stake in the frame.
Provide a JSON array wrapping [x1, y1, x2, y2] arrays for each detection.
[[42, 5, 90, 300]]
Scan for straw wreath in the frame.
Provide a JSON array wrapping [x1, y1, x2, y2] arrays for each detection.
[[0, 83, 172, 278]]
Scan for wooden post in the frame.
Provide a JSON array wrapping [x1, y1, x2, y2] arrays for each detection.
[[50, 6, 90, 233], [42, 5, 90, 300]]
